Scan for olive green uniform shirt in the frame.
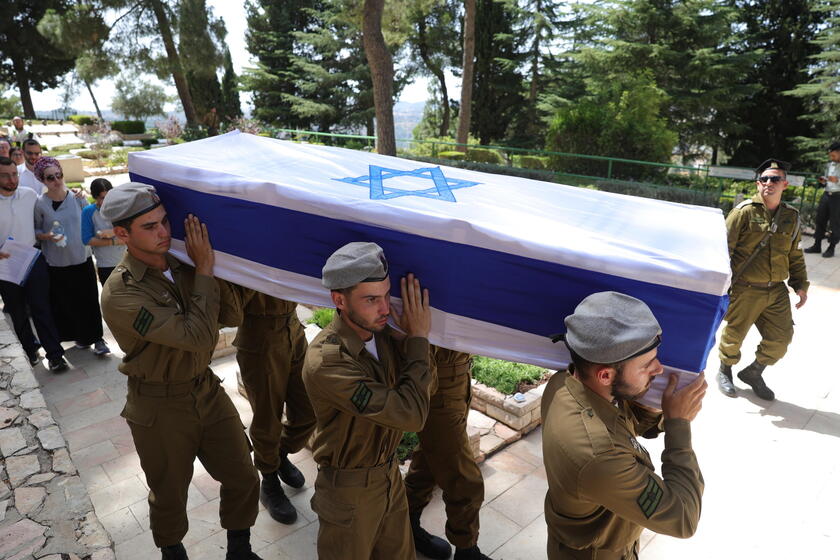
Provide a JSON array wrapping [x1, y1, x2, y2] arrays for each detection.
[[541, 373, 704, 557], [727, 196, 809, 292], [303, 313, 433, 469], [101, 252, 220, 382]]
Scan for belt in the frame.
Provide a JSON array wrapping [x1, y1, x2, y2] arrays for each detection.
[[130, 373, 211, 398], [736, 280, 782, 289], [318, 455, 396, 488]]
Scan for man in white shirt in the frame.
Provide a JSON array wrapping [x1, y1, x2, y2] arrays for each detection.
[[804, 142, 840, 258], [18, 139, 46, 195], [10, 117, 33, 145], [0, 156, 68, 371]]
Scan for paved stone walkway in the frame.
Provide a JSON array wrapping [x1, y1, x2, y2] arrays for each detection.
[[14, 250, 840, 559]]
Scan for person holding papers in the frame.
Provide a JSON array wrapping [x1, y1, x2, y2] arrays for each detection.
[[303, 242, 434, 560], [541, 292, 706, 560], [0, 156, 68, 371]]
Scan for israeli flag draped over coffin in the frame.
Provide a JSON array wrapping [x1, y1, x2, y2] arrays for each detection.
[[128, 130, 730, 376]]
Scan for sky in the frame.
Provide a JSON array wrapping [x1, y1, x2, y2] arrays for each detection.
[[26, 1, 442, 115]]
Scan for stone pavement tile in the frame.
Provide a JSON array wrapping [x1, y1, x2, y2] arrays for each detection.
[[89, 475, 148, 517], [804, 411, 840, 437], [504, 435, 543, 467], [192, 472, 221, 501], [128, 498, 149, 528], [186, 482, 209, 511], [72, 440, 121, 469], [259, 522, 318, 559], [59, 400, 125, 433], [114, 529, 157, 560], [183, 527, 228, 559], [101, 451, 143, 484], [487, 473, 548, 528], [250, 505, 314, 545], [32, 367, 89, 397], [110, 431, 135, 456], [99, 507, 144, 545], [475, 504, 523, 555], [482, 447, 540, 476], [78, 464, 113, 494], [286, 485, 317, 524], [63, 416, 131, 453], [481, 464, 525, 504], [488, 513, 547, 560], [182, 518, 224, 547], [54, 388, 111, 418]]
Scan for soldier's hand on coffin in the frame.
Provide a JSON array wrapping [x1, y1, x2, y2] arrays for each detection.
[[184, 214, 214, 276], [661, 372, 706, 422], [394, 273, 430, 339], [795, 289, 807, 309]]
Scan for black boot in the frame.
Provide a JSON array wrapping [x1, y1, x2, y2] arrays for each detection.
[[278, 453, 305, 489], [410, 511, 451, 559], [737, 361, 775, 401], [225, 529, 263, 560], [716, 364, 737, 398], [161, 543, 188, 560], [260, 471, 297, 524], [804, 240, 822, 254], [822, 243, 836, 258], [454, 545, 493, 560]]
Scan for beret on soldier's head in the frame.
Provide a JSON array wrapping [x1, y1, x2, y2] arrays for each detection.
[[828, 141, 840, 153], [322, 242, 389, 290], [100, 182, 162, 224], [556, 291, 662, 364], [755, 158, 790, 176]]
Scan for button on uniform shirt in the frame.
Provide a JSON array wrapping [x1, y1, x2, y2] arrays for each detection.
[[303, 313, 434, 469], [101, 253, 221, 383], [826, 162, 840, 194], [541, 373, 704, 555], [0, 187, 38, 247], [726, 197, 809, 291], [17, 165, 45, 195]]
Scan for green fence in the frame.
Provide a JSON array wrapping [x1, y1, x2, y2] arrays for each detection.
[[268, 128, 824, 228]]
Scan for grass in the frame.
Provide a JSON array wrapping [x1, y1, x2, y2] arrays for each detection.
[[308, 307, 335, 328], [397, 432, 419, 462], [471, 356, 546, 395]]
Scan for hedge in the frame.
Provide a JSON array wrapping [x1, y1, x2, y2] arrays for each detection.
[[466, 147, 506, 165], [111, 120, 145, 134], [437, 150, 467, 161], [69, 115, 94, 126]]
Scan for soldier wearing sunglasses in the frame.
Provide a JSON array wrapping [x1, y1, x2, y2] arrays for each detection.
[[716, 159, 809, 401]]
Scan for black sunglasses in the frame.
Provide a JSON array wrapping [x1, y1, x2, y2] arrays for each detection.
[[757, 175, 784, 184]]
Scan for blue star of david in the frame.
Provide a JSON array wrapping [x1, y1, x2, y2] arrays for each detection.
[[333, 165, 480, 202]]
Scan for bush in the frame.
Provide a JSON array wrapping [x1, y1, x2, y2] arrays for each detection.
[[471, 356, 546, 395], [437, 150, 466, 161], [140, 138, 156, 147], [466, 147, 506, 165], [513, 155, 549, 170], [69, 115, 94, 126], [76, 149, 111, 160], [111, 120, 145, 135], [307, 307, 335, 329], [181, 125, 208, 142], [397, 432, 419, 462]]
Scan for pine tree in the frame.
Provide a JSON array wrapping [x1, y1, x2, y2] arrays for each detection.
[[178, 0, 226, 123], [220, 48, 243, 121]]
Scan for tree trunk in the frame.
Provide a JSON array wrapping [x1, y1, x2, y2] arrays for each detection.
[[456, 0, 476, 152], [417, 17, 450, 137], [84, 79, 104, 121], [12, 55, 35, 119], [149, 0, 198, 126], [362, 0, 396, 156]]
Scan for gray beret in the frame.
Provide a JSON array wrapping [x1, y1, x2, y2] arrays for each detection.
[[322, 242, 389, 290], [561, 291, 662, 364], [100, 182, 161, 223]]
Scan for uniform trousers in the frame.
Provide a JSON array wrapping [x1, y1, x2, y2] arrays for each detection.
[[235, 314, 316, 473], [0, 255, 64, 360], [122, 372, 259, 547], [404, 363, 484, 548], [718, 283, 793, 367], [312, 459, 414, 560], [813, 191, 840, 245]]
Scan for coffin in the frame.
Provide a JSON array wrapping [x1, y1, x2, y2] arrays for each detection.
[[128, 131, 730, 388]]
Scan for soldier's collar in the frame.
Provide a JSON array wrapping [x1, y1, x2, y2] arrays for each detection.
[[565, 372, 621, 431], [123, 251, 181, 282], [333, 312, 368, 359]]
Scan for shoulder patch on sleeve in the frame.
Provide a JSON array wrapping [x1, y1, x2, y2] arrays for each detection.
[[133, 307, 154, 336], [350, 381, 372, 413], [637, 475, 663, 518]]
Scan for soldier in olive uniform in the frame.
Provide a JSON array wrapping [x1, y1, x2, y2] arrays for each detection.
[[100, 183, 261, 560], [542, 292, 707, 560], [716, 159, 809, 401], [303, 242, 434, 560], [405, 347, 491, 560], [232, 290, 316, 524]]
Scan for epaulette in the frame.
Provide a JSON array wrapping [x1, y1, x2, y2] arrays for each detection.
[[735, 199, 754, 209], [321, 333, 343, 364], [780, 201, 800, 214], [580, 407, 614, 455]]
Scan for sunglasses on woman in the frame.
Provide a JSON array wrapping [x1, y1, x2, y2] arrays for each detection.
[[44, 172, 64, 182]]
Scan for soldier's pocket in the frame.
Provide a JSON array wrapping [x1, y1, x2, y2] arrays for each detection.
[[310, 492, 356, 529], [120, 400, 156, 428]]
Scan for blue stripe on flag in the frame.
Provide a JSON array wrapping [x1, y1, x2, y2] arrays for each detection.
[[132, 173, 727, 372]]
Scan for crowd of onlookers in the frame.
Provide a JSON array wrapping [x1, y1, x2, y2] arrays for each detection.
[[0, 117, 124, 372]]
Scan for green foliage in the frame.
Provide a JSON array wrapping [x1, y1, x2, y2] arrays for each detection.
[[545, 73, 677, 178], [466, 147, 506, 165], [111, 77, 167, 120], [513, 155, 549, 170], [69, 115, 94, 125], [471, 356, 546, 395], [220, 48, 243, 121], [77, 149, 111, 160], [179, 0, 225, 121], [437, 150, 466, 161], [308, 307, 335, 329], [396, 432, 419, 462], [182, 125, 209, 142], [0, 86, 23, 117], [110, 121, 146, 135]]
